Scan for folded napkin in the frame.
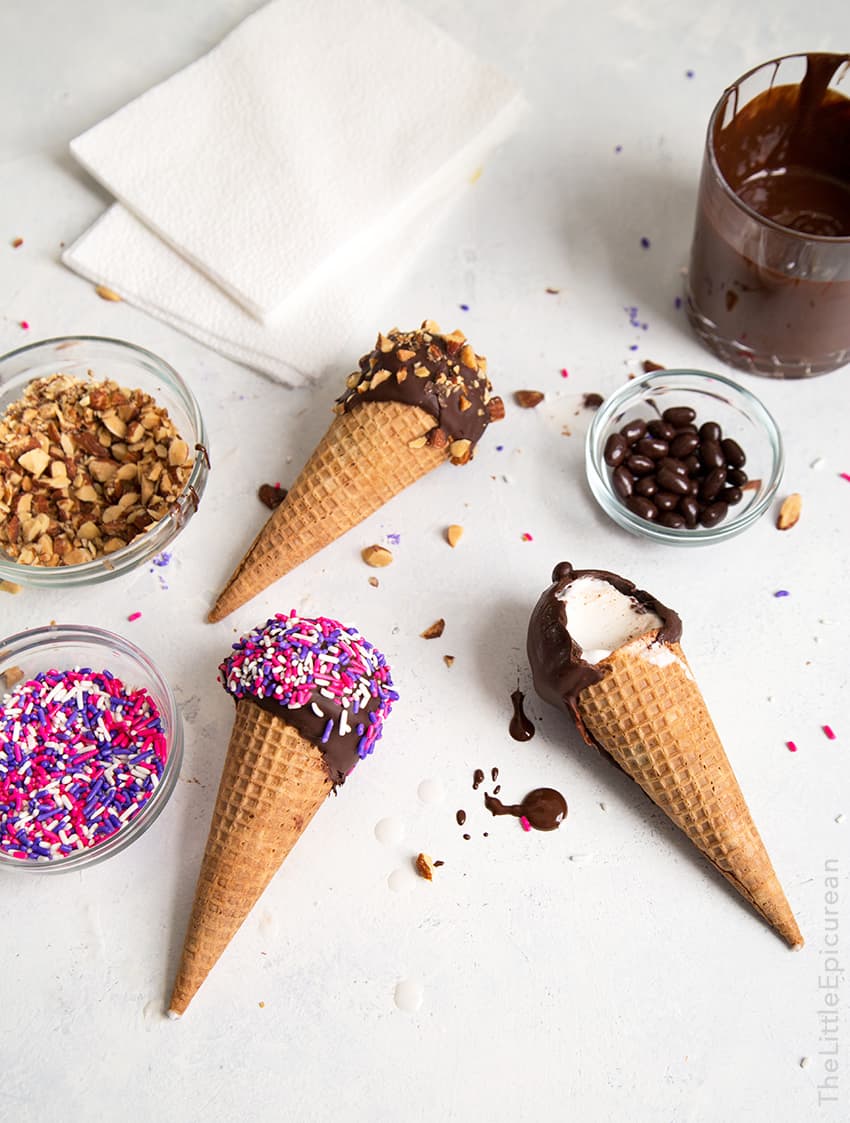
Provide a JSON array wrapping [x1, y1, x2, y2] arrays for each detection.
[[66, 0, 523, 375], [63, 196, 451, 386]]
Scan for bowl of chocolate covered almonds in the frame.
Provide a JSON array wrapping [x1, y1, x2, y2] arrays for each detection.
[[586, 369, 784, 544]]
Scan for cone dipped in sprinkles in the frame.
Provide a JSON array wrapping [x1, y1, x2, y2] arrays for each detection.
[[168, 612, 398, 1016], [209, 321, 502, 622], [527, 562, 803, 949]]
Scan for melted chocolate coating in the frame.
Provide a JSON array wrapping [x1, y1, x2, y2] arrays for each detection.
[[335, 322, 497, 459], [509, 689, 535, 741], [526, 562, 682, 745]]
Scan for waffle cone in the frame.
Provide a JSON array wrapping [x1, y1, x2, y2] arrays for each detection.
[[575, 633, 802, 948], [169, 699, 332, 1016], [210, 401, 446, 621]]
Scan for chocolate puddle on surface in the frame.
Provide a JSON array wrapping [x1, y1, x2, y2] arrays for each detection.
[[484, 787, 568, 832]]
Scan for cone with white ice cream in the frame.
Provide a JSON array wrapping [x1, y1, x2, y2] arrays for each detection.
[[209, 322, 501, 622], [527, 562, 802, 948], [169, 612, 398, 1016]]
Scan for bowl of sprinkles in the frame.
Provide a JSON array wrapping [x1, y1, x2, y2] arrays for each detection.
[[0, 624, 183, 870]]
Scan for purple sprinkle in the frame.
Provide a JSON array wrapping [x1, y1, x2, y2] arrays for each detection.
[[640, 237, 651, 249], [774, 590, 790, 598], [614, 145, 622, 153], [685, 69, 695, 79], [495, 445, 504, 452], [459, 303, 470, 312], [385, 533, 401, 546], [674, 296, 683, 309], [152, 552, 172, 567], [629, 344, 639, 351]]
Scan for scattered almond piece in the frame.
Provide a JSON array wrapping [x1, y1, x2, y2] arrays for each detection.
[[1, 665, 25, 689], [777, 492, 802, 530], [368, 576, 379, 588], [362, 544, 393, 568], [11, 237, 23, 249], [421, 618, 445, 640], [443, 655, 455, 668], [95, 284, 122, 302], [487, 396, 505, 422], [415, 853, 435, 881], [514, 390, 544, 409], [642, 359, 666, 373], [0, 579, 23, 595], [446, 524, 463, 548]]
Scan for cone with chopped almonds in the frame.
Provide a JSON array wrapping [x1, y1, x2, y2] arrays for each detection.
[[168, 612, 398, 1016], [528, 562, 803, 949], [210, 322, 501, 622]]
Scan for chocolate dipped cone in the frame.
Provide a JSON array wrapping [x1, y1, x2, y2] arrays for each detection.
[[169, 613, 398, 1016], [209, 322, 500, 622], [169, 701, 331, 1016], [528, 562, 803, 949]]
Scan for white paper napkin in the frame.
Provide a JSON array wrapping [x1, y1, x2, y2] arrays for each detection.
[[62, 195, 453, 386], [68, 0, 523, 323]]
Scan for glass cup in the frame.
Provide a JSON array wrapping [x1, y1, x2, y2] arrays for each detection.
[[686, 53, 850, 378]]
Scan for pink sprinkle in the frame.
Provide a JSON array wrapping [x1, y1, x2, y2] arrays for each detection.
[[127, 611, 142, 622], [560, 368, 569, 378], [520, 816, 531, 832], [840, 473, 850, 482], [521, 532, 533, 542], [19, 320, 29, 330], [786, 740, 798, 753], [823, 725, 837, 741]]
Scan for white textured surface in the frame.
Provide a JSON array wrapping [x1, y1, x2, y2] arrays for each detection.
[[1, 2, 848, 1121]]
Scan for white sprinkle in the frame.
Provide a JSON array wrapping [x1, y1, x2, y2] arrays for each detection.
[[569, 854, 592, 864], [836, 814, 846, 824], [599, 802, 607, 812], [339, 710, 350, 737], [810, 457, 824, 470], [311, 703, 324, 718], [320, 688, 335, 700], [800, 1056, 810, 1068]]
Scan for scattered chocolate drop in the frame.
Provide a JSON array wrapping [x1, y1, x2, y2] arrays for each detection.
[[472, 768, 485, 790], [493, 784, 501, 795], [463, 833, 471, 841], [509, 689, 535, 741], [582, 392, 604, 410], [491, 766, 499, 782], [484, 787, 568, 832], [258, 483, 287, 509], [434, 860, 445, 867], [456, 809, 467, 826]]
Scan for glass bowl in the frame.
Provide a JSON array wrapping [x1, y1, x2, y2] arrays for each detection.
[[586, 369, 784, 544], [0, 624, 183, 873], [0, 336, 209, 587]]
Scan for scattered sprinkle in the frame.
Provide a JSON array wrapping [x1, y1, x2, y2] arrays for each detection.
[[459, 304, 470, 312], [521, 532, 533, 542], [840, 472, 850, 483], [599, 802, 607, 812], [685, 69, 695, 79], [127, 611, 142, 622], [823, 725, 837, 741], [774, 590, 790, 598], [495, 444, 504, 452], [559, 368, 569, 379], [810, 457, 824, 470], [519, 816, 531, 832], [674, 296, 683, 309], [0, 667, 167, 861], [629, 344, 639, 351], [786, 741, 798, 753], [385, 533, 401, 546], [11, 237, 23, 249], [640, 237, 651, 249], [614, 145, 622, 153], [799, 1056, 810, 1069], [443, 655, 455, 668], [19, 320, 29, 331], [152, 552, 171, 568], [836, 814, 845, 824]]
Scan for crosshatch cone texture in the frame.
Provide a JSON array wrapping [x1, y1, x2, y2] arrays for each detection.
[[210, 400, 447, 621], [575, 634, 803, 949], [169, 700, 333, 1015]]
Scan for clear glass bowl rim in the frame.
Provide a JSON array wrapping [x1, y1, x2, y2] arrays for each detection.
[[0, 335, 209, 586], [0, 622, 183, 873], [585, 368, 785, 544]]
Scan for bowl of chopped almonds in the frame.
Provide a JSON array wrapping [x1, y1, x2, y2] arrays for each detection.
[[0, 336, 209, 586]]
